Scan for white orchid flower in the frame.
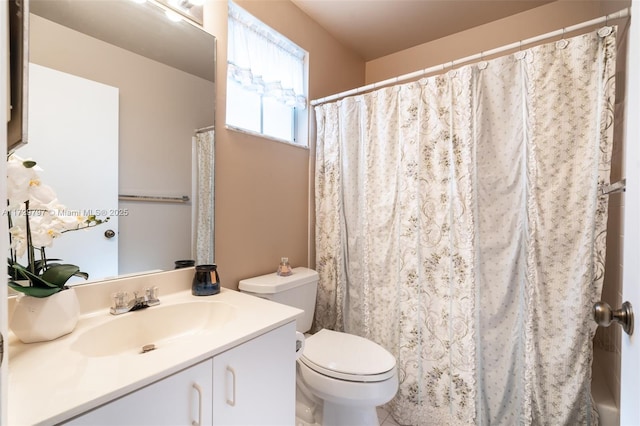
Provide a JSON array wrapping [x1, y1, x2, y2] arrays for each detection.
[[7, 155, 103, 297], [28, 212, 70, 248], [7, 154, 58, 209], [9, 223, 28, 258], [51, 207, 85, 232]]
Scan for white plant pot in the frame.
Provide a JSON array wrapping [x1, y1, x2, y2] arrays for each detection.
[[10, 288, 80, 343]]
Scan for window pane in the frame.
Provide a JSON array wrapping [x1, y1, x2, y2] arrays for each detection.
[[226, 1, 307, 146], [226, 78, 261, 133], [263, 97, 294, 142]]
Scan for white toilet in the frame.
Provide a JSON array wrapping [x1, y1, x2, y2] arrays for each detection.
[[239, 267, 398, 426]]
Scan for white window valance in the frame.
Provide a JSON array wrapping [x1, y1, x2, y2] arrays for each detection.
[[227, 1, 307, 109]]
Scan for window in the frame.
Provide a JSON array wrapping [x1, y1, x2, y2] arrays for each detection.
[[226, 1, 308, 146]]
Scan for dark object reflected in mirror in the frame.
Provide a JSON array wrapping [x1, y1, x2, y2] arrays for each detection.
[[175, 260, 195, 269], [7, 0, 30, 153]]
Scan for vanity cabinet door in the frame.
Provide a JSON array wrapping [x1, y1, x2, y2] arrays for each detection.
[[212, 322, 296, 426], [64, 359, 213, 426]]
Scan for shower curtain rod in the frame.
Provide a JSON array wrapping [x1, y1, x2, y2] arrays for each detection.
[[195, 125, 215, 134], [310, 7, 630, 106]]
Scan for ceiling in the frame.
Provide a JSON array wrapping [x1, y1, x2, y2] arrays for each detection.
[[290, 0, 555, 61], [30, 0, 556, 74]]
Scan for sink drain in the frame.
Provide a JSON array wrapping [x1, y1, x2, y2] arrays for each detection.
[[141, 344, 156, 354]]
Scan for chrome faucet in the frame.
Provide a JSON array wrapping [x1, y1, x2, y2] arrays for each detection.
[[110, 287, 160, 315]]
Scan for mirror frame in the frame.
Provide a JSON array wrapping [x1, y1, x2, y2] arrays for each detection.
[[7, 0, 30, 153]]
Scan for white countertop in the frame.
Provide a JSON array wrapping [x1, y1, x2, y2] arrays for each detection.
[[8, 275, 302, 426]]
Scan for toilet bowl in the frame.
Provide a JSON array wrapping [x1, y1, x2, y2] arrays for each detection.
[[239, 268, 398, 426], [298, 329, 398, 425]]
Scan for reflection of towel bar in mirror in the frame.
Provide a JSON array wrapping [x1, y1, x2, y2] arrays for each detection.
[[118, 194, 190, 203]]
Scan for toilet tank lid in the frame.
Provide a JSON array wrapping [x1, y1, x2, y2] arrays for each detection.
[[238, 267, 318, 294]]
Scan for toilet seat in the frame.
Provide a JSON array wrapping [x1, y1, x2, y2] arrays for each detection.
[[300, 329, 396, 382]]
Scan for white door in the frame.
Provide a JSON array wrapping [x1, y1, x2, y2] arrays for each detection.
[[620, 1, 640, 424], [19, 63, 119, 284]]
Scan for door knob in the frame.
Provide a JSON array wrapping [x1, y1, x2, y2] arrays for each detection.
[[104, 229, 116, 239], [593, 301, 634, 336]]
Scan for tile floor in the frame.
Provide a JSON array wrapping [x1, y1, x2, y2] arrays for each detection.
[[377, 406, 401, 426], [296, 405, 401, 426]]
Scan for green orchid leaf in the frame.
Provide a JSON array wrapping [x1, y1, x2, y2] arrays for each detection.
[[8, 263, 19, 279], [74, 271, 89, 280], [8, 258, 27, 275], [34, 259, 63, 274], [8, 281, 61, 298], [41, 264, 87, 286], [42, 262, 63, 271], [8, 261, 87, 292], [9, 263, 59, 288]]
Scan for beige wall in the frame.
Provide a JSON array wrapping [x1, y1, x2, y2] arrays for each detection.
[[366, 0, 629, 84], [203, 0, 364, 289]]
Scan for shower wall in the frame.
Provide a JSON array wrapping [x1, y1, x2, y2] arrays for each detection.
[[593, 24, 629, 407], [594, 170, 624, 408]]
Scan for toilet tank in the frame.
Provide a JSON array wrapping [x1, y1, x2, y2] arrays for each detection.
[[238, 267, 318, 333]]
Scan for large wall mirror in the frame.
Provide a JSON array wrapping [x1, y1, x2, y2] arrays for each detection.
[[14, 0, 216, 284]]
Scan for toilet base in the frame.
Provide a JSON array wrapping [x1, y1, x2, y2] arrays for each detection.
[[296, 356, 398, 426], [296, 400, 318, 425], [295, 415, 320, 426], [296, 377, 380, 426], [295, 401, 379, 426], [321, 401, 379, 426]]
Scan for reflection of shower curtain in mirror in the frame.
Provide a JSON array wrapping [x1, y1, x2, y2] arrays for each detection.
[[314, 28, 616, 425], [194, 128, 215, 264]]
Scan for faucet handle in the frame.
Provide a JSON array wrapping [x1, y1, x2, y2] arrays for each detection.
[[145, 286, 160, 306], [112, 291, 128, 309], [110, 291, 131, 314]]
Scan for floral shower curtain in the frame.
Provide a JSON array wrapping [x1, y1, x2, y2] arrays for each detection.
[[314, 28, 616, 425], [194, 128, 215, 264]]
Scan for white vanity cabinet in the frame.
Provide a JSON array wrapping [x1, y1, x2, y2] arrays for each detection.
[[64, 359, 213, 425], [63, 322, 296, 426], [212, 321, 296, 425]]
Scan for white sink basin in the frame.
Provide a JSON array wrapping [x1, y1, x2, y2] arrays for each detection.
[[71, 301, 236, 357]]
